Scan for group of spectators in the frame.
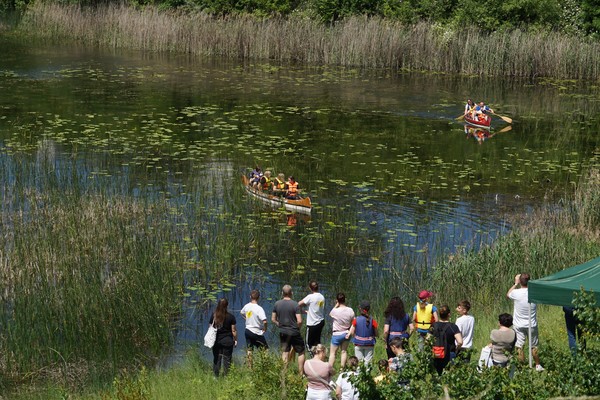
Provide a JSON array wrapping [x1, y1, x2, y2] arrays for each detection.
[[208, 274, 554, 399]]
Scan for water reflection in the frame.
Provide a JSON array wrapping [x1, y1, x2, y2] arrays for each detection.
[[464, 124, 513, 144]]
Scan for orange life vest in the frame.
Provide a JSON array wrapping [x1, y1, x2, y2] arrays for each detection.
[[287, 181, 298, 195]]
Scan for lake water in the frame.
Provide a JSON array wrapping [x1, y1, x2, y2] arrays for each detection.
[[1, 37, 599, 360]]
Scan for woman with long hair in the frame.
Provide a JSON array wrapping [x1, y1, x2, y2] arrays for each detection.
[[209, 298, 237, 377], [383, 296, 414, 358], [328, 292, 355, 368]]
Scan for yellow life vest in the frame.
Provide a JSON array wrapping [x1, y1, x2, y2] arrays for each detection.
[[415, 303, 434, 331], [262, 176, 271, 190], [274, 177, 285, 190]]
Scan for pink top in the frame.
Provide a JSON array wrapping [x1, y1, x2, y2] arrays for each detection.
[[329, 305, 355, 335], [304, 359, 334, 390]]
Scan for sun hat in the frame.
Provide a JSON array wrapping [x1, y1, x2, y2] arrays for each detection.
[[418, 290, 433, 300]]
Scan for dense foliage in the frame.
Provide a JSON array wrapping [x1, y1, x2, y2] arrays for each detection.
[[2, 0, 600, 36]]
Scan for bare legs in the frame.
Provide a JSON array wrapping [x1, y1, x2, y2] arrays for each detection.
[[282, 350, 306, 375], [329, 341, 350, 367], [516, 347, 541, 366]]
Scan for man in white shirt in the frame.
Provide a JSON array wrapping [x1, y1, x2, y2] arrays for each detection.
[[240, 289, 268, 364], [298, 280, 325, 353], [507, 273, 544, 371]]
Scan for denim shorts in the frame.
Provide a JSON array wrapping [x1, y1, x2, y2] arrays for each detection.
[[331, 332, 348, 347]]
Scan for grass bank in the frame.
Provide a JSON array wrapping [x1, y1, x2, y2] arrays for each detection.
[[18, 2, 600, 80]]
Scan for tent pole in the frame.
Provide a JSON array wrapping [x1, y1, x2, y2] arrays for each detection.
[[528, 302, 533, 368]]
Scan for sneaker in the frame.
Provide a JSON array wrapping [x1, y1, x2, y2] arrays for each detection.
[[535, 364, 545, 372]]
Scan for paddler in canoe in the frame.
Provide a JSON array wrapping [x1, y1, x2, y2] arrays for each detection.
[[249, 166, 263, 188], [285, 176, 300, 200], [258, 170, 273, 192], [474, 101, 494, 124], [272, 173, 286, 197], [459, 100, 513, 124], [464, 99, 475, 118]]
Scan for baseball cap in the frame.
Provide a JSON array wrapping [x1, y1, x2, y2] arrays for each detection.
[[418, 290, 433, 300]]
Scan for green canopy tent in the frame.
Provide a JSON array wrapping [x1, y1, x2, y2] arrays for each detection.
[[529, 256, 600, 307], [522, 256, 600, 367]]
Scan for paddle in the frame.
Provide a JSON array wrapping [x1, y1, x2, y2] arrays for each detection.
[[491, 112, 513, 124], [455, 114, 465, 121], [497, 125, 513, 133]]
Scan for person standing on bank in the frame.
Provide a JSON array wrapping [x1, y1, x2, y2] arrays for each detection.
[[383, 297, 413, 359], [348, 300, 378, 364], [412, 290, 438, 349], [328, 292, 355, 368], [507, 273, 544, 371], [299, 280, 326, 354], [563, 306, 585, 355], [431, 305, 462, 375], [455, 300, 475, 360], [240, 289, 268, 366], [209, 298, 237, 377], [272, 284, 306, 374]]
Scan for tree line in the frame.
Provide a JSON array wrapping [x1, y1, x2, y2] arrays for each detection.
[[2, 0, 600, 37]]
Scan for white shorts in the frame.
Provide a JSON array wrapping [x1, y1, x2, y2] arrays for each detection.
[[306, 387, 331, 400], [514, 326, 539, 348]]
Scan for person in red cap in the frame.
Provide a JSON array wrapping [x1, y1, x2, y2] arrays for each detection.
[[412, 290, 439, 349]]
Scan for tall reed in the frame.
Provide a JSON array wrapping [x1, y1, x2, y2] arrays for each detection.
[[18, 2, 600, 80], [0, 155, 192, 384]]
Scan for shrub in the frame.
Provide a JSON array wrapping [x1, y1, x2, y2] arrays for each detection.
[[220, 351, 305, 400]]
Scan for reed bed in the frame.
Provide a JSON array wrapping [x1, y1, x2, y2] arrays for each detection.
[[19, 2, 600, 80], [0, 153, 195, 385]]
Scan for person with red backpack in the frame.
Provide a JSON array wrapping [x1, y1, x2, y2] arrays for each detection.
[[431, 305, 463, 375]]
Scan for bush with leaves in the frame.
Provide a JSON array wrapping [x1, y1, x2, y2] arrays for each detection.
[[221, 350, 305, 400]]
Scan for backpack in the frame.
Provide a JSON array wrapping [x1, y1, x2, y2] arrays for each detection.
[[432, 323, 450, 359]]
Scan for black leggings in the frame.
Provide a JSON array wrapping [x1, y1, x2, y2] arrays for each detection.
[[212, 343, 234, 377], [306, 320, 325, 349]]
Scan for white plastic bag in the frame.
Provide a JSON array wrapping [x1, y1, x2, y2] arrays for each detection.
[[477, 346, 493, 370], [204, 322, 217, 348]]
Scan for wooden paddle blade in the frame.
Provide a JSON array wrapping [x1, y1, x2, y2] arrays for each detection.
[[456, 114, 465, 121], [492, 112, 513, 124], [498, 125, 513, 133]]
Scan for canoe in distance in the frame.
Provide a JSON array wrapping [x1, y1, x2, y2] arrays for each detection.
[[241, 175, 312, 215]]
